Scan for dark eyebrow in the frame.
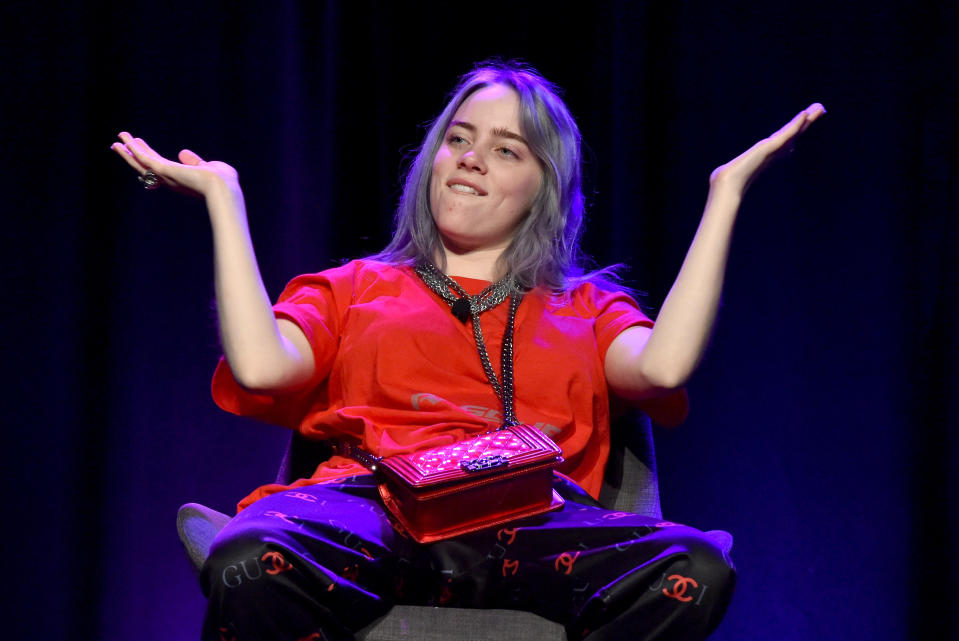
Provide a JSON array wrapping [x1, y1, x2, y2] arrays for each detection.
[[449, 120, 529, 147]]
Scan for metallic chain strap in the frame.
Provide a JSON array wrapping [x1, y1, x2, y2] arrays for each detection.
[[470, 294, 521, 426], [414, 262, 523, 427], [335, 440, 382, 469]]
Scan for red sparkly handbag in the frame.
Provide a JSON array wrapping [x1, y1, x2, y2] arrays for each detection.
[[338, 423, 564, 543]]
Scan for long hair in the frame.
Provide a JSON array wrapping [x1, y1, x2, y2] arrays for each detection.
[[372, 60, 626, 293]]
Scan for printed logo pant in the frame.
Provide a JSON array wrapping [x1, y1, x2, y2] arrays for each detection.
[[201, 475, 735, 641]]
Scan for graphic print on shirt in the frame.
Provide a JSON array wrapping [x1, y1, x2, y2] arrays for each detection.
[[411, 393, 562, 436]]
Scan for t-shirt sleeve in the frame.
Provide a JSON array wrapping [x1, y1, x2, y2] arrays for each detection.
[[575, 283, 689, 427], [572, 283, 654, 362], [210, 261, 359, 427]]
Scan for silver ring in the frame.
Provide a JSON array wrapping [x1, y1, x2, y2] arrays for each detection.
[[138, 171, 159, 190]]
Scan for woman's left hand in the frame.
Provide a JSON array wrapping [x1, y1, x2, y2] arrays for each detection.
[[610, 102, 827, 399], [709, 103, 826, 197]]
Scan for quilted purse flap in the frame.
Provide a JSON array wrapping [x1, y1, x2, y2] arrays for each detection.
[[381, 424, 563, 488]]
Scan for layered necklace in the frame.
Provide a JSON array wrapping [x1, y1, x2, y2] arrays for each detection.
[[414, 261, 523, 426]]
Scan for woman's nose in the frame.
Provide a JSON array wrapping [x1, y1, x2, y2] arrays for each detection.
[[457, 150, 486, 173]]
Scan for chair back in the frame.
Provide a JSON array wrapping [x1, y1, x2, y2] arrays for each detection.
[[274, 434, 333, 484], [600, 410, 662, 518]]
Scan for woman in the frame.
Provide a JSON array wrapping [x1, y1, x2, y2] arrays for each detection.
[[113, 61, 823, 641]]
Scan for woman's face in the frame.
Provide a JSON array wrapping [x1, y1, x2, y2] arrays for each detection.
[[430, 84, 543, 256]]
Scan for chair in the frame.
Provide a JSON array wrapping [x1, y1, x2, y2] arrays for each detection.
[[177, 412, 732, 640]]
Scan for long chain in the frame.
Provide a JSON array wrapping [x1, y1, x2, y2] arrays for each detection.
[[414, 262, 523, 427]]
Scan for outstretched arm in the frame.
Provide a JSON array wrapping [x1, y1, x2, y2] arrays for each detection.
[[605, 103, 826, 401], [111, 133, 315, 391]]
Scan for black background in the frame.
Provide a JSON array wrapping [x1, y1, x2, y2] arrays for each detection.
[[2, 2, 955, 640]]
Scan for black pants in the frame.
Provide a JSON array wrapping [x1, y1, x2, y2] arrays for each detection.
[[201, 475, 735, 641]]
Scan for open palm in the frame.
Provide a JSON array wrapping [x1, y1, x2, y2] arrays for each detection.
[[710, 103, 826, 196], [111, 131, 239, 198]]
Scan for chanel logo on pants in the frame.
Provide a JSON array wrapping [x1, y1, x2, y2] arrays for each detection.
[[652, 572, 710, 605], [221, 551, 293, 588]]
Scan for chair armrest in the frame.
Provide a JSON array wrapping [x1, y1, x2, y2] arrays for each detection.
[[176, 503, 232, 573]]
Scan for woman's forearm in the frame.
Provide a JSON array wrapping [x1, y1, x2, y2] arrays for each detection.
[[111, 133, 314, 390], [635, 184, 741, 389], [610, 104, 824, 396], [207, 181, 314, 390]]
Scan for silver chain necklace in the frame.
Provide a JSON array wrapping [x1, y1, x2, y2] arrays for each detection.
[[414, 262, 523, 426], [415, 261, 515, 322]]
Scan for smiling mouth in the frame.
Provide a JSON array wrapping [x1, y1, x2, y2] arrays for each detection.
[[448, 183, 485, 196]]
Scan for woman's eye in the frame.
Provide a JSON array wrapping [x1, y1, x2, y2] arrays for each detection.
[[448, 134, 467, 145], [498, 147, 518, 158]]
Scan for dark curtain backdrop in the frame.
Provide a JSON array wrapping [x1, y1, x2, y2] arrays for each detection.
[[3, 2, 955, 640]]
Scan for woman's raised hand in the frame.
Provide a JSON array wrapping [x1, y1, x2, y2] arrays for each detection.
[[111, 132, 240, 199], [614, 102, 827, 397], [111, 131, 312, 389], [709, 103, 826, 197]]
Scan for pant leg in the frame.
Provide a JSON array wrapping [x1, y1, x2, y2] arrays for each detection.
[[200, 476, 421, 641], [423, 476, 736, 641]]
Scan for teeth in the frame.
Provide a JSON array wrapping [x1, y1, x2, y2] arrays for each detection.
[[450, 183, 479, 195]]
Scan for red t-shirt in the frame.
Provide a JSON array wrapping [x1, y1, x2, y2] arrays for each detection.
[[212, 260, 687, 511]]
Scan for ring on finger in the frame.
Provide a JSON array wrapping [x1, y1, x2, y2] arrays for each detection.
[[138, 171, 160, 190]]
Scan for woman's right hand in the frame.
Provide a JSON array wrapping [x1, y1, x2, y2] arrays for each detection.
[[111, 131, 239, 199]]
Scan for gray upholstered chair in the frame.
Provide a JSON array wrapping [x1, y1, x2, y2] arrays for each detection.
[[177, 413, 732, 640]]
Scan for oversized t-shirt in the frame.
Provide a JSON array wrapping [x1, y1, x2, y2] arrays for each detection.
[[212, 260, 687, 511]]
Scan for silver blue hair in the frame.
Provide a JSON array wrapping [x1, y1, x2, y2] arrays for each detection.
[[372, 60, 625, 293]]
